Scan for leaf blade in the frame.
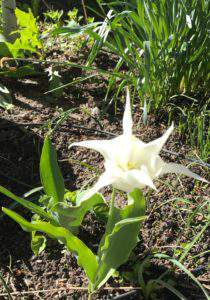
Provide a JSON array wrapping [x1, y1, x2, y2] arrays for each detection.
[[40, 136, 65, 205]]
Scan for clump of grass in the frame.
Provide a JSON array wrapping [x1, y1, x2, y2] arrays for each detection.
[[86, 0, 209, 159]]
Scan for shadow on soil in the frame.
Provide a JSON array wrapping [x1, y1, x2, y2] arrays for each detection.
[[0, 118, 74, 267]]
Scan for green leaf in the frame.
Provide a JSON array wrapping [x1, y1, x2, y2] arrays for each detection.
[[15, 8, 39, 33], [40, 137, 65, 205], [2, 207, 98, 284], [4, 8, 42, 58], [51, 22, 99, 37], [0, 185, 53, 221], [24, 186, 43, 198], [153, 279, 187, 300], [31, 232, 46, 255], [93, 202, 109, 223], [143, 40, 151, 90], [0, 38, 11, 57], [93, 188, 146, 290], [0, 84, 13, 110], [56, 193, 106, 230]]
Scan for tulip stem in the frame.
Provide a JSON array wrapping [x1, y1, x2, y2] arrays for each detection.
[[104, 188, 116, 235], [110, 188, 116, 212]]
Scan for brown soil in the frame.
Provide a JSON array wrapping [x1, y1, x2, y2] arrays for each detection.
[[0, 53, 209, 300]]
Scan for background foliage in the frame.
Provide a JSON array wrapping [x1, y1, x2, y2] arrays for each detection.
[[85, 0, 209, 159]]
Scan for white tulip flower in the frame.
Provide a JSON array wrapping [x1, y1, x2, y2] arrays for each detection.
[[70, 89, 207, 200]]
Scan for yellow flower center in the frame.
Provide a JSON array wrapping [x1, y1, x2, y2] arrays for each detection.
[[127, 162, 136, 170]]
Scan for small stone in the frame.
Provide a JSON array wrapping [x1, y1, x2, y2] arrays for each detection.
[[36, 260, 43, 264]]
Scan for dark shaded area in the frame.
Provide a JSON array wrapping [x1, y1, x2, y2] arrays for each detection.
[[0, 118, 41, 193], [0, 117, 76, 267]]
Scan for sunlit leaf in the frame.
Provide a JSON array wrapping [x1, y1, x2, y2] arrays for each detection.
[[56, 193, 106, 230], [93, 189, 146, 290], [0, 185, 53, 221], [2, 207, 98, 284], [31, 232, 46, 256], [40, 136, 65, 205]]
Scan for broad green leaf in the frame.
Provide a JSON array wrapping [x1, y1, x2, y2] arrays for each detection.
[[0, 185, 53, 221], [2, 207, 98, 284], [40, 137, 65, 205], [15, 8, 39, 33], [4, 8, 42, 58], [31, 232, 46, 255], [56, 193, 106, 229], [93, 188, 146, 290], [93, 202, 109, 223]]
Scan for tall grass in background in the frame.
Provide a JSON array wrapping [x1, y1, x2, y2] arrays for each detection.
[[87, 0, 209, 159]]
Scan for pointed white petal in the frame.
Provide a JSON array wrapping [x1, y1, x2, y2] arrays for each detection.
[[147, 155, 165, 178], [128, 168, 157, 190], [145, 123, 174, 154], [123, 87, 133, 136], [80, 172, 115, 201], [160, 163, 208, 183], [131, 166, 156, 190], [69, 139, 112, 158], [112, 168, 156, 191]]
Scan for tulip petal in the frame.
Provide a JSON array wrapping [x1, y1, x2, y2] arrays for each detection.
[[70, 139, 112, 159], [160, 163, 208, 183], [80, 172, 115, 201], [145, 124, 174, 154], [127, 168, 156, 190], [123, 87, 133, 136]]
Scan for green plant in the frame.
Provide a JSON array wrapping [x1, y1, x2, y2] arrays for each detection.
[[0, 134, 146, 297], [0, 91, 207, 298], [0, 133, 145, 296], [84, 0, 209, 159], [0, 7, 42, 57], [43, 7, 95, 55], [44, 9, 63, 24], [135, 253, 209, 300]]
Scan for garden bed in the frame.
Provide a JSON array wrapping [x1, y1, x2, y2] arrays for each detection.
[[0, 57, 209, 299]]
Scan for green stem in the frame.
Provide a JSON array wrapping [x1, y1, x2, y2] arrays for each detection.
[[96, 188, 116, 260], [110, 188, 116, 210]]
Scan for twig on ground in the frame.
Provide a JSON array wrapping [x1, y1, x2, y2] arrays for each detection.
[[0, 286, 142, 297]]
